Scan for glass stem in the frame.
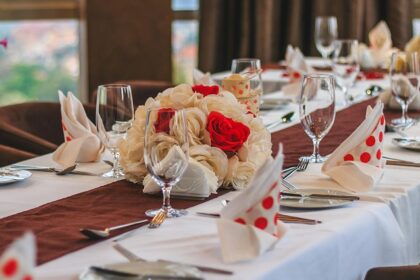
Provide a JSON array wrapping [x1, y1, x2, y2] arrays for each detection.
[[401, 102, 408, 124], [112, 151, 120, 176], [313, 138, 321, 161], [162, 183, 172, 212]]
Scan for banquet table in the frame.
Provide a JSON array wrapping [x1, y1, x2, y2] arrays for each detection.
[[1, 76, 420, 280]]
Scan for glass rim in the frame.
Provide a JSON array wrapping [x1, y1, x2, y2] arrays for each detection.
[[334, 39, 358, 44], [232, 58, 261, 63], [315, 16, 337, 19], [302, 73, 335, 80], [98, 84, 131, 89]]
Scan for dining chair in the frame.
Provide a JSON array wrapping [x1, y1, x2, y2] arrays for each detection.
[[0, 102, 96, 158], [90, 80, 173, 107], [364, 265, 420, 280], [0, 144, 35, 167]]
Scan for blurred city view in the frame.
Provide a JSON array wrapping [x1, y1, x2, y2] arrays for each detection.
[[0, 0, 199, 105]]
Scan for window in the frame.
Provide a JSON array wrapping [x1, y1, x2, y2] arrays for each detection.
[[0, 0, 79, 105], [172, 0, 199, 84]]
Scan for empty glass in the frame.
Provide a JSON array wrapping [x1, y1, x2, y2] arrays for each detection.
[[389, 51, 420, 127], [332, 39, 360, 104], [299, 74, 336, 163], [315, 16, 338, 61], [96, 84, 134, 178], [144, 108, 189, 218]]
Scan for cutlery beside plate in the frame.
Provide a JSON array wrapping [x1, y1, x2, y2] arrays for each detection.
[[279, 189, 357, 209], [10, 164, 98, 176]]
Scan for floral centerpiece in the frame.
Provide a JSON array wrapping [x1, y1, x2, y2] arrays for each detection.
[[119, 83, 272, 192]]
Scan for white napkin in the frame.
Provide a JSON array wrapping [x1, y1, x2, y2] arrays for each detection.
[[0, 232, 36, 280], [52, 91, 104, 167], [216, 146, 288, 263], [322, 102, 385, 192], [193, 69, 217, 86], [283, 45, 314, 96], [143, 146, 218, 198], [378, 88, 420, 110], [358, 21, 397, 68]]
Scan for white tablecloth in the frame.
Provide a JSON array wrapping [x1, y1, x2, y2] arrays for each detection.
[[1, 74, 419, 280]]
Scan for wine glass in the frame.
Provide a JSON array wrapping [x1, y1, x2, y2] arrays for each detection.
[[299, 74, 336, 163], [332, 39, 360, 104], [96, 84, 134, 178], [315, 16, 338, 62], [144, 108, 189, 218], [231, 58, 263, 114], [389, 51, 420, 127]]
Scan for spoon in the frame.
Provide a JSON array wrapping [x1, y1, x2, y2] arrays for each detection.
[[103, 160, 114, 167], [55, 165, 77, 175], [266, 111, 295, 130], [80, 219, 149, 239]]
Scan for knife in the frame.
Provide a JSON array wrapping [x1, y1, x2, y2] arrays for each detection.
[[386, 160, 420, 168], [89, 266, 204, 280], [281, 192, 359, 201], [10, 165, 98, 176]]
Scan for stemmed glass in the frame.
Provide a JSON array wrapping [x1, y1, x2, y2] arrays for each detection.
[[144, 108, 189, 218], [96, 84, 134, 178], [389, 51, 420, 127], [315, 16, 338, 62], [299, 74, 336, 163], [332, 39, 360, 104]]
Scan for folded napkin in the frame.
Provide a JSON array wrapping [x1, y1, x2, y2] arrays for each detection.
[[143, 146, 218, 197], [378, 88, 420, 110], [53, 91, 104, 167], [322, 102, 385, 192], [217, 147, 287, 263], [0, 232, 35, 280], [282, 45, 314, 96], [358, 21, 398, 68]]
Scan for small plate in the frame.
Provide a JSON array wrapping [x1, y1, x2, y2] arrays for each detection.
[[260, 98, 292, 111], [279, 188, 354, 209], [392, 137, 420, 152], [0, 170, 32, 185]]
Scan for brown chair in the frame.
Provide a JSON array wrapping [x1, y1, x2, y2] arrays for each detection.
[[365, 265, 420, 280], [0, 102, 96, 157], [0, 144, 35, 167], [90, 80, 173, 107]]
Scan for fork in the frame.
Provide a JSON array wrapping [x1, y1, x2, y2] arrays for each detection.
[[283, 157, 309, 180], [282, 179, 297, 190], [148, 211, 167, 229]]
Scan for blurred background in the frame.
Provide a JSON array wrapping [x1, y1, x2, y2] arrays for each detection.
[[0, 0, 418, 105]]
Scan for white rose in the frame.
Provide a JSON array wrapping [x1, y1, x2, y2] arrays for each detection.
[[156, 84, 201, 109], [172, 107, 207, 146], [223, 155, 256, 190], [189, 145, 228, 184]]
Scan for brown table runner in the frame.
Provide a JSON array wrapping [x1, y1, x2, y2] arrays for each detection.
[[0, 98, 417, 265]]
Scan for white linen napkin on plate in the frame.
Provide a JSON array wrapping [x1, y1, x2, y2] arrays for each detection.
[[0, 232, 35, 280], [322, 102, 386, 192], [143, 146, 218, 198], [53, 91, 104, 167], [282, 45, 314, 96], [216, 146, 288, 263]]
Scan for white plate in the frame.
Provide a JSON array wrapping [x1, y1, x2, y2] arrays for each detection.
[[392, 137, 420, 152], [280, 188, 354, 209], [0, 170, 32, 185]]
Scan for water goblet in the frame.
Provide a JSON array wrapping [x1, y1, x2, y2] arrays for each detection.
[[389, 51, 420, 127], [332, 39, 360, 104], [315, 16, 338, 63], [96, 84, 134, 178], [144, 108, 189, 218], [299, 74, 336, 163]]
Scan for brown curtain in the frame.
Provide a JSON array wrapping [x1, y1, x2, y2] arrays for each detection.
[[198, 0, 413, 73]]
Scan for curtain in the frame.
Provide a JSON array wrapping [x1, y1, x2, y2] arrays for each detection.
[[198, 0, 413, 73]]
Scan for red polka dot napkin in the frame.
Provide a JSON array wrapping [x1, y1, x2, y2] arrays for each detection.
[[282, 45, 314, 97], [53, 91, 104, 167], [217, 147, 288, 263], [0, 233, 35, 280], [322, 102, 385, 192]]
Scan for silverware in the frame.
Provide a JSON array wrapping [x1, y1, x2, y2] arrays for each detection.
[[80, 219, 149, 239], [103, 160, 114, 167], [281, 191, 360, 201], [265, 111, 295, 129], [365, 85, 383, 96], [112, 243, 234, 275], [282, 157, 310, 180], [148, 211, 167, 229], [386, 160, 420, 168], [196, 212, 321, 225], [89, 266, 204, 280], [55, 165, 77, 175], [10, 164, 98, 176], [282, 179, 297, 190]]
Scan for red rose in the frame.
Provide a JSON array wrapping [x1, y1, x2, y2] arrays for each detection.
[[192, 84, 219, 96], [206, 111, 250, 153], [154, 108, 175, 133]]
